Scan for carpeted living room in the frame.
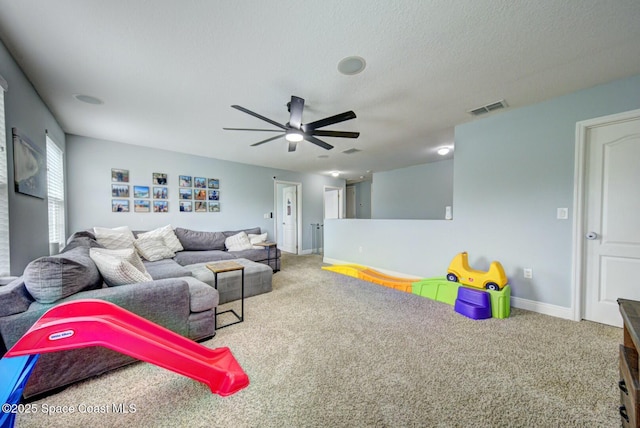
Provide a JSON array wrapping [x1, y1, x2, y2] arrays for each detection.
[[1, 2, 640, 427]]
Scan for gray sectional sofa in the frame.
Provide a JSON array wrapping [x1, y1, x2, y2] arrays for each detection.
[[0, 226, 279, 398]]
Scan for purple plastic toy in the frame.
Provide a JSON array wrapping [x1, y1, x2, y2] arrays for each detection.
[[454, 287, 492, 319]]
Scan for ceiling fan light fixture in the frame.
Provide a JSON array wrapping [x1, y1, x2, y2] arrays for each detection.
[[285, 130, 304, 142], [331, 171, 340, 177], [437, 147, 452, 156], [338, 56, 366, 75]]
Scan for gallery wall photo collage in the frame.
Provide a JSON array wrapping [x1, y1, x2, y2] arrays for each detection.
[[111, 169, 220, 213]]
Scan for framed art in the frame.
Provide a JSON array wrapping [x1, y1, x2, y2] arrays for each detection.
[[153, 201, 168, 213], [12, 128, 46, 199], [152, 172, 167, 185], [208, 178, 219, 189], [194, 189, 207, 200], [134, 199, 150, 213], [111, 168, 129, 183], [179, 201, 192, 212], [194, 177, 206, 188], [133, 185, 150, 198], [208, 190, 220, 201], [179, 175, 192, 187], [153, 186, 168, 199], [195, 201, 207, 212], [208, 202, 220, 212], [112, 184, 129, 197], [179, 188, 192, 200], [112, 199, 130, 212]]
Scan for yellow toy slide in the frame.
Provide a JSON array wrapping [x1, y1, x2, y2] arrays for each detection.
[[322, 264, 419, 293]]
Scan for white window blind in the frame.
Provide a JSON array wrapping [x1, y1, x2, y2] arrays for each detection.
[[46, 135, 65, 252], [0, 78, 10, 275]]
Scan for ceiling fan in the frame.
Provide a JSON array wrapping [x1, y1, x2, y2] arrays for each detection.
[[223, 95, 359, 152]]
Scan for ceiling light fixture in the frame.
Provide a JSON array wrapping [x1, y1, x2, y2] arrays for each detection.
[[437, 147, 451, 156], [285, 130, 304, 142], [331, 171, 340, 177], [337, 56, 366, 75], [73, 94, 104, 105]]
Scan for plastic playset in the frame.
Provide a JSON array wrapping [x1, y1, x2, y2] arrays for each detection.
[[324, 252, 511, 320], [0, 299, 248, 428]]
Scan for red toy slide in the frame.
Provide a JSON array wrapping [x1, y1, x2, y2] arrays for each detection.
[[4, 299, 249, 396]]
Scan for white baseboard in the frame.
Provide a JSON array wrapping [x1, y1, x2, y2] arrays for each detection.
[[323, 257, 576, 320], [300, 248, 323, 255]]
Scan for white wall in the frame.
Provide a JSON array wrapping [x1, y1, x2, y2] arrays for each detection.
[[372, 160, 453, 219], [66, 135, 344, 252], [325, 73, 640, 316]]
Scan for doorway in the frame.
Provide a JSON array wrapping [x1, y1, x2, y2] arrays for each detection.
[[274, 181, 302, 254], [324, 186, 343, 220], [573, 108, 640, 327]]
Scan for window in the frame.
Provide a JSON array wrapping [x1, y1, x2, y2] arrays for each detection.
[[0, 75, 9, 275], [46, 135, 65, 253]]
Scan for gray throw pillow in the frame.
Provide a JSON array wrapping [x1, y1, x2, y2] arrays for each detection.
[[23, 246, 103, 304], [174, 227, 227, 251]]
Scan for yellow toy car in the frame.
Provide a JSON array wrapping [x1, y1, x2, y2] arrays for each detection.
[[446, 252, 507, 291]]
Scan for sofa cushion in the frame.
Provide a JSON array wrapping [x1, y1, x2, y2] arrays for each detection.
[[248, 232, 268, 248], [143, 258, 193, 280], [94, 226, 135, 250], [23, 246, 103, 304], [134, 235, 175, 261], [0, 278, 34, 317], [174, 227, 226, 251], [222, 227, 261, 238], [137, 225, 184, 253], [89, 248, 152, 286], [177, 276, 219, 312], [173, 250, 236, 266], [225, 232, 253, 251]]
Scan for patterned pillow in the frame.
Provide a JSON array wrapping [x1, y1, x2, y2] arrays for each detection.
[[248, 233, 268, 249], [89, 247, 152, 286], [134, 235, 175, 261], [93, 226, 135, 250], [137, 224, 183, 253], [225, 232, 253, 251]]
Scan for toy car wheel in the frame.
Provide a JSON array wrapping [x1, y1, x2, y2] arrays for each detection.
[[485, 282, 500, 291], [446, 273, 458, 282]]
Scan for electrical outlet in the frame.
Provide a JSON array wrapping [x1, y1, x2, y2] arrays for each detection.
[[557, 208, 568, 220], [523, 268, 533, 279], [358, 246, 363, 253]]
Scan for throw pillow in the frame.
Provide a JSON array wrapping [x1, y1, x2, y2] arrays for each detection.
[[137, 224, 184, 253], [89, 247, 152, 286], [23, 246, 103, 304], [174, 227, 226, 251], [248, 233, 268, 249], [93, 226, 135, 250], [134, 235, 175, 261], [225, 231, 253, 251]]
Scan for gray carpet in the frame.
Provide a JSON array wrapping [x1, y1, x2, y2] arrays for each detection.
[[17, 254, 620, 427]]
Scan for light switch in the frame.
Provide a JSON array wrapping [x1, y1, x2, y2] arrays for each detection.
[[557, 208, 568, 220]]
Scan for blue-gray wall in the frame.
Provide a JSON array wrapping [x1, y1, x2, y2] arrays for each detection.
[[372, 160, 453, 219], [0, 39, 66, 275], [352, 180, 371, 219], [66, 135, 344, 252], [324, 73, 640, 316]]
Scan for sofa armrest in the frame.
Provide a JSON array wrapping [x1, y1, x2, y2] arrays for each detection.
[[0, 278, 191, 353]]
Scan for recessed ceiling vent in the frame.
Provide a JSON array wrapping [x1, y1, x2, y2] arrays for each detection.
[[342, 148, 361, 154], [468, 99, 508, 116]]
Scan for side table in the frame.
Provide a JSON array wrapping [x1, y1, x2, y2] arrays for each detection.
[[206, 261, 245, 329], [255, 241, 279, 272]]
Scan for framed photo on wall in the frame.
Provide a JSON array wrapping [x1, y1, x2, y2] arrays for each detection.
[[133, 185, 150, 198], [179, 188, 192, 200], [195, 201, 207, 212], [208, 202, 220, 212], [111, 168, 129, 183], [208, 190, 220, 201], [179, 175, 192, 187], [134, 199, 150, 213], [194, 177, 206, 188], [152, 173, 167, 185], [180, 201, 192, 212], [112, 199, 130, 212], [12, 128, 46, 199], [111, 184, 129, 197], [153, 201, 168, 213], [153, 186, 168, 199], [208, 178, 219, 189]]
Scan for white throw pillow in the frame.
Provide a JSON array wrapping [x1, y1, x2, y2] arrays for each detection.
[[93, 226, 135, 250], [248, 233, 268, 249], [225, 232, 253, 251], [90, 247, 152, 286], [138, 224, 183, 253], [134, 235, 175, 261]]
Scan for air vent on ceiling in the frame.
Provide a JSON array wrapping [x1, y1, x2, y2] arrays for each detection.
[[468, 99, 508, 116], [342, 148, 361, 154]]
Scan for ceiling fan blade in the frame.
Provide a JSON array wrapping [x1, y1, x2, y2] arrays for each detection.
[[311, 130, 360, 138], [223, 128, 283, 132], [302, 111, 357, 132], [288, 142, 297, 152], [288, 96, 305, 129], [250, 134, 285, 146], [231, 105, 287, 130], [304, 135, 333, 150]]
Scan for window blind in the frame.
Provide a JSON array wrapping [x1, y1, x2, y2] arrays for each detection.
[[0, 80, 10, 275], [46, 135, 65, 251]]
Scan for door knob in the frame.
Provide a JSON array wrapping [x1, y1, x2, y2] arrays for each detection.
[[586, 231, 598, 240]]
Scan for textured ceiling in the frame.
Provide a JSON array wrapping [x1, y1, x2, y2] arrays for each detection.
[[1, 0, 639, 182]]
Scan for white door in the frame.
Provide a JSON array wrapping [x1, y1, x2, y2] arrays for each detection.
[[583, 112, 640, 327], [346, 186, 356, 218], [282, 186, 297, 253], [324, 189, 340, 219]]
